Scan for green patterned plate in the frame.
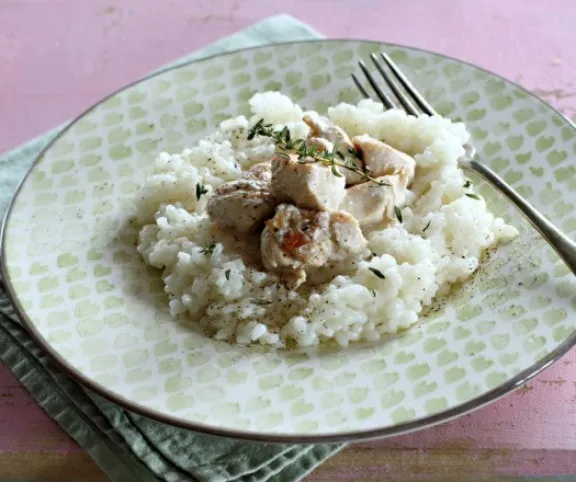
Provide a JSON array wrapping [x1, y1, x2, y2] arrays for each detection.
[[2, 40, 576, 442]]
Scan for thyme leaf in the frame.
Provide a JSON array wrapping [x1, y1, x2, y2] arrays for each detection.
[[394, 206, 403, 223], [369, 267, 386, 279], [251, 298, 273, 306], [423, 220, 431, 233], [196, 182, 209, 201], [331, 165, 343, 177], [200, 241, 216, 255], [465, 193, 481, 200]]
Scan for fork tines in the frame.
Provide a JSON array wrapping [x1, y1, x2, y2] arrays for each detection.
[[353, 52, 437, 117]]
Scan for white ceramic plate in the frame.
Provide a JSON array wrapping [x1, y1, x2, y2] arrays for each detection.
[[2, 40, 576, 442]]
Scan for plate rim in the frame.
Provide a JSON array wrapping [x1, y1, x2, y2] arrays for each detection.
[[2, 38, 575, 443]]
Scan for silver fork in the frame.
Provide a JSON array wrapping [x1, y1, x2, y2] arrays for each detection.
[[353, 53, 576, 276]]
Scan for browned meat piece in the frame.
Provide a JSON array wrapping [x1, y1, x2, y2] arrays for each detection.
[[261, 203, 368, 288], [303, 114, 364, 185], [305, 136, 333, 154], [207, 178, 275, 233], [352, 135, 416, 186], [271, 152, 346, 212], [244, 161, 272, 183], [339, 175, 406, 228]]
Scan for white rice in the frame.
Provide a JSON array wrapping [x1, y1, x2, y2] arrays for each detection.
[[136, 92, 517, 348]]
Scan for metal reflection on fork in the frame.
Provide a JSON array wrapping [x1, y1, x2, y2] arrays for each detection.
[[352, 52, 576, 275]]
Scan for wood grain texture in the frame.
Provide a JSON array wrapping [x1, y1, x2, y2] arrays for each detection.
[[1, 0, 576, 480], [0, 453, 105, 481]]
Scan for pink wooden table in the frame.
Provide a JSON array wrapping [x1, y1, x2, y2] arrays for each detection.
[[1, 0, 576, 480]]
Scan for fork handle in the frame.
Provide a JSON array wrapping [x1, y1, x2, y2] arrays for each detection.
[[468, 158, 576, 275]]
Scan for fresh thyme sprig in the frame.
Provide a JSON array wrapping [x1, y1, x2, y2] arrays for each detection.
[[248, 119, 389, 187]]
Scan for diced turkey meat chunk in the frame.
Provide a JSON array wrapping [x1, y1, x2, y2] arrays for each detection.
[[352, 135, 416, 186], [339, 175, 406, 228], [261, 203, 368, 289], [305, 137, 334, 154], [303, 114, 364, 185], [303, 113, 354, 152], [271, 152, 346, 211], [207, 178, 275, 233], [243, 161, 272, 183]]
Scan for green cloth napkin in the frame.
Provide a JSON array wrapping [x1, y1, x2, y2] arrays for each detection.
[[0, 15, 344, 482]]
